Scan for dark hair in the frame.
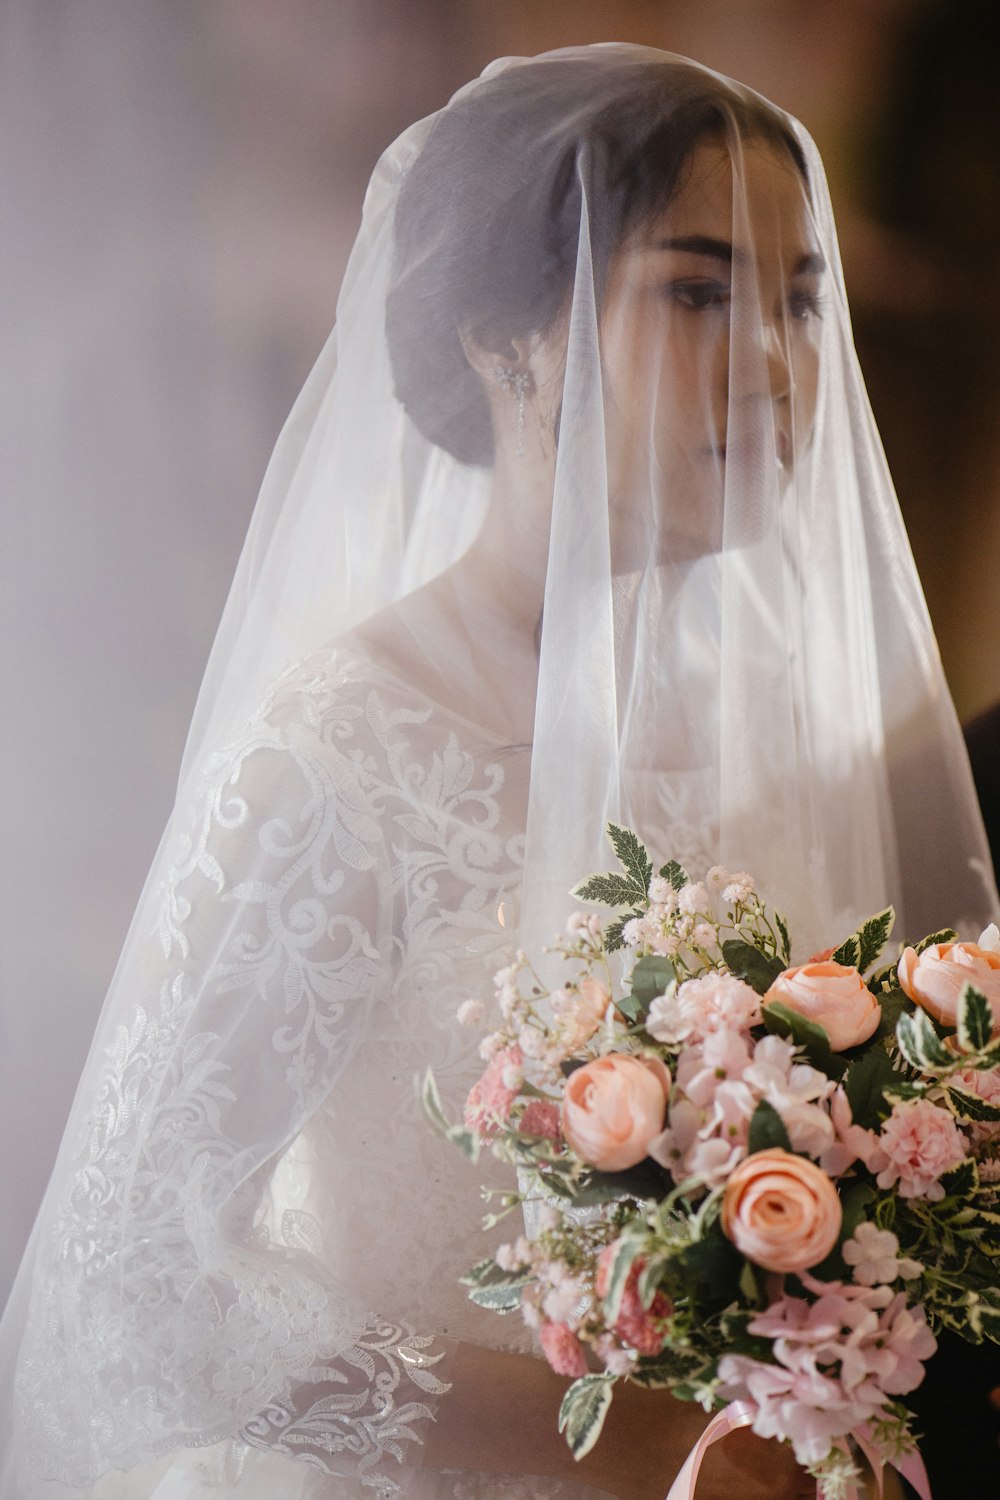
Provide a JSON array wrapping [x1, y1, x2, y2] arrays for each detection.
[[386, 54, 808, 466]]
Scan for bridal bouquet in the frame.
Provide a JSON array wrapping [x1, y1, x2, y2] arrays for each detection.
[[424, 826, 1000, 1500]]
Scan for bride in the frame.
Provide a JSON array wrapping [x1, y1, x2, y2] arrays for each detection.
[[0, 44, 993, 1500]]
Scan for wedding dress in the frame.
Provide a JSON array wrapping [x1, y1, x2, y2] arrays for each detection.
[[1, 45, 994, 1500]]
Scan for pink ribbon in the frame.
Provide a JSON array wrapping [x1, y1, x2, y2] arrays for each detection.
[[663, 1402, 933, 1500]]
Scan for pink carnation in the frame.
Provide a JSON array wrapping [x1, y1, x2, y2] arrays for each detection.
[[539, 1320, 588, 1377], [875, 1098, 968, 1201], [464, 1045, 524, 1133], [518, 1100, 563, 1141], [595, 1246, 671, 1356]]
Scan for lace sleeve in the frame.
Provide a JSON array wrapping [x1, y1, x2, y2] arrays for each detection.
[[15, 664, 451, 1494]]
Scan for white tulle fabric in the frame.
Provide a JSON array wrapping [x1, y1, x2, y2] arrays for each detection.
[[1, 43, 995, 1500]]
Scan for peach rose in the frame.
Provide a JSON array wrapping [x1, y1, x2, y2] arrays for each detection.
[[561, 1054, 670, 1172], [721, 1148, 842, 1272], [897, 941, 1000, 1031], [764, 961, 880, 1051]]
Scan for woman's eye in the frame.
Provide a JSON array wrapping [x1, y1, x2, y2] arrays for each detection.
[[788, 288, 825, 322], [666, 279, 731, 312]]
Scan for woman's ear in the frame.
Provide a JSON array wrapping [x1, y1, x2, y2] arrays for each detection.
[[458, 324, 537, 381]]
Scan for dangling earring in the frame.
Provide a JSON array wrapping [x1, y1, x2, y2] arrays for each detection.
[[493, 365, 531, 456]]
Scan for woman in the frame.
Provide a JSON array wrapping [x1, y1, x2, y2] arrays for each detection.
[[0, 45, 992, 1500]]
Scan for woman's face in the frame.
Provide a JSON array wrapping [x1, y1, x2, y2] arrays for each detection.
[[599, 136, 825, 562]]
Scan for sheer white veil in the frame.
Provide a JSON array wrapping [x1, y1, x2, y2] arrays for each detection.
[[1, 43, 994, 1498]]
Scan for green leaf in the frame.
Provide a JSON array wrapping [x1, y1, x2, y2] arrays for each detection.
[[957, 984, 993, 1054], [939, 1157, 978, 1198], [775, 912, 792, 965], [844, 1046, 896, 1129], [680, 1217, 743, 1307], [831, 934, 861, 968], [722, 939, 785, 996], [658, 859, 689, 892], [915, 928, 958, 955], [572, 873, 645, 908], [575, 1159, 672, 1206], [630, 955, 676, 1007], [810, 1179, 876, 1280], [558, 1375, 615, 1460], [445, 1124, 481, 1162], [896, 1009, 955, 1072], [747, 1099, 792, 1154], [856, 907, 895, 973], [421, 1069, 450, 1134], [947, 1085, 1000, 1123], [467, 1279, 530, 1313], [599, 1233, 644, 1323], [604, 909, 643, 953], [629, 1348, 699, 1388], [762, 1000, 847, 1080], [872, 987, 907, 1043], [607, 822, 653, 896]]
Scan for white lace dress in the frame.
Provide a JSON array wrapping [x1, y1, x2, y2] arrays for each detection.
[[17, 645, 716, 1500]]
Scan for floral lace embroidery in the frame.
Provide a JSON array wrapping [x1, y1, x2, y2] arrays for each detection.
[[16, 651, 523, 1491]]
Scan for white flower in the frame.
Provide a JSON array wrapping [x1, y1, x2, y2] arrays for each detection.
[[478, 1033, 505, 1061], [691, 922, 716, 950], [842, 1223, 923, 1286], [502, 1063, 524, 1091], [495, 1242, 522, 1271], [706, 865, 731, 891], [566, 911, 590, 933], [518, 1025, 547, 1059], [457, 999, 485, 1026], [648, 875, 674, 904], [542, 1276, 586, 1325], [722, 872, 755, 905], [587, 914, 604, 938], [622, 917, 647, 947], [978, 922, 1000, 952], [678, 882, 709, 916]]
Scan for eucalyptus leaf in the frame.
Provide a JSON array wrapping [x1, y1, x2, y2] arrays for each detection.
[[599, 1233, 645, 1323], [747, 1098, 792, 1154], [775, 912, 792, 965], [722, 939, 785, 996], [762, 1000, 847, 1080], [421, 1068, 450, 1134], [630, 955, 676, 1007], [872, 987, 907, 1043], [844, 1046, 896, 1128]]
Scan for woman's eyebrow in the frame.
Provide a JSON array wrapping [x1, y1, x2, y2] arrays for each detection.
[[652, 237, 827, 279]]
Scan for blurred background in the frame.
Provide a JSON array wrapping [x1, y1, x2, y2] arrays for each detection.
[[3, 0, 1000, 1308]]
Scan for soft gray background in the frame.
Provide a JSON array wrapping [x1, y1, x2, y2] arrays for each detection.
[[3, 0, 997, 1309]]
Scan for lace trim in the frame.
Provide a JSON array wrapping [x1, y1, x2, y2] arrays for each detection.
[[238, 1320, 451, 1493]]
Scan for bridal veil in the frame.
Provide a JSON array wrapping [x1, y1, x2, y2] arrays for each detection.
[[1, 43, 993, 1499]]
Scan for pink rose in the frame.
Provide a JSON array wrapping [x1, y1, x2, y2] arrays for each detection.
[[561, 1054, 671, 1172], [897, 941, 1000, 1031], [721, 1148, 842, 1272], [764, 961, 880, 1051]]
